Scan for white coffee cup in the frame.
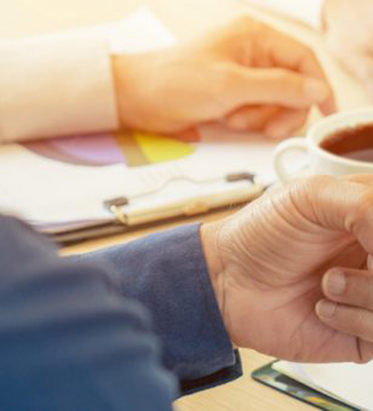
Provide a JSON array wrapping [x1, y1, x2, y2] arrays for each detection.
[[274, 108, 373, 182]]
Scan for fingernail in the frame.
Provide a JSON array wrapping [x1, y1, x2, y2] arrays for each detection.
[[316, 299, 337, 319], [325, 269, 346, 296], [305, 79, 328, 101]]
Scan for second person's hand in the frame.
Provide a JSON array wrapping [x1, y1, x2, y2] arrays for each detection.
[[113, 16, 335, 140]]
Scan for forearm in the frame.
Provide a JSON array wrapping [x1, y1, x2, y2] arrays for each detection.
[[0, 215, 177, 410], [71, 224, 242, 395], [0, 32, 119, 143]]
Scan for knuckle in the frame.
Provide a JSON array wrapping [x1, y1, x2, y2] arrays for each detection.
[[307, 48, 318, 63], [278, 71, 306, 98], [235, 15, 263, 31], [358, 190, 373, 214], [286, 175, 336, 218], [265, 69, 297, 98], [224, 16, 264, 42], [216, 63, 242, 94], [288, 175, 332, 199], [349, 189, 373, 231], [272, 69, 292, 88], [303, 175, 335, 191]]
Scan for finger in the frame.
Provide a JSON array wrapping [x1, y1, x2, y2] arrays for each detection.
[[322, 268, 373, 310], [265, 108, 309, 140], [316, 299, 373, 360], [264, 27, 337, 114], [225, 105, 280, 131], [298, 56, 336, 116], [294, 176, 373, 256], [230, 66, 331, 110], [344, 174, 373, 186], [342, 176, 373, 259], [175, 128, 201, 142]]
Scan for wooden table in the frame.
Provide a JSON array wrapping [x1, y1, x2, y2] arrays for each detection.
[[4, 0, 370, 409]]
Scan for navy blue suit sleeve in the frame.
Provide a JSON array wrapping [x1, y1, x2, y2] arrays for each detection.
[[0, 216, 176, 411], [72, 224, 242, 395]]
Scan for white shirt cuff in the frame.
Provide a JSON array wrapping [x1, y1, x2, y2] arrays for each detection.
[[0, 33, 119, 143], [248, 0, 324, 28]]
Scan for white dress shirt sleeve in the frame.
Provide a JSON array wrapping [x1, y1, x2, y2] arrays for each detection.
[[248, 0, 324, 28], [0, 33, 119, 143]]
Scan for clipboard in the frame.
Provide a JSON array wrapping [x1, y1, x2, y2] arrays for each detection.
[[49, 172, 264, 245], [0, 8, 274, 245], [252, 361, 358, 411]]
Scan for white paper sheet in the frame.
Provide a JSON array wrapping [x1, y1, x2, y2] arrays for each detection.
[[0, 135, 275, 225], [274, 360, 373, 410], [243, 0, 323, 28]]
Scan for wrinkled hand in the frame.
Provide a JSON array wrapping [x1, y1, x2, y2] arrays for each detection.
[[202, 175, 373, 363], [113, 16, 335, 140], [323, 0, 373, 100]]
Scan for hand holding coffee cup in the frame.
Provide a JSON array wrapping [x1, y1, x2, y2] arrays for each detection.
[[274, 108, 373, 359], [274, 108, 373, 181]]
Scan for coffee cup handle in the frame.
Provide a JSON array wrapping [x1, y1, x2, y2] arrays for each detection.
[[274, 138, 309, 182]]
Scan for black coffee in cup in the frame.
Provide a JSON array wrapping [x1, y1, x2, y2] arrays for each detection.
[[320, 123, 373, 162]]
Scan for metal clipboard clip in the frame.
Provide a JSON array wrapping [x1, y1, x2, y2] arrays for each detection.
[[104, 197, 130, 226], [104, 172, 258, 226]]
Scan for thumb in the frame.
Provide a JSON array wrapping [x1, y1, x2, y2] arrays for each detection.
[[230, 66, 331, 110], [295, 176, 373, 256]]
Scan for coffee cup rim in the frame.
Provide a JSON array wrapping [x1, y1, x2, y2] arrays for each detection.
[[308, 108, 373, 169]]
